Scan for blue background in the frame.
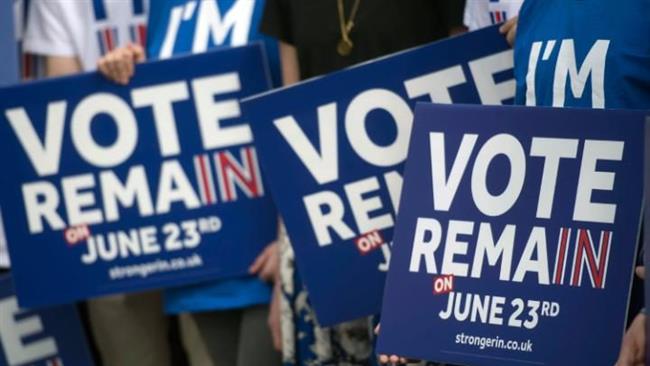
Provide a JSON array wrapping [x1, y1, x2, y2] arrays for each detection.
[[0, 45, 278, 308], [0, 275, 93, 366], [0, 1, 18, 86], [378, 104, 645, 366], [243, 27, 513, 326]]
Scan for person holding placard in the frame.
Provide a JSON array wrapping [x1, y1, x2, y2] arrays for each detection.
[[384, 0, 650, 366], [20, 2, 179, 366], [96, 1, 282, 366], [259, 1, 465, 365], [515, 10, 650, 365], [513, 2, 650, 364], [380, 0, 650, 364]]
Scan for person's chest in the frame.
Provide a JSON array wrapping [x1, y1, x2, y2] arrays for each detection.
[[288, 0, 442, 49]]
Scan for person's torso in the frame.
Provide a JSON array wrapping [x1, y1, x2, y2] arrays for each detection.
[[514, 0, 650, 109], [282, 0, 448, 79], [464, 0, 523, 31], [147, 0, 277, 311]]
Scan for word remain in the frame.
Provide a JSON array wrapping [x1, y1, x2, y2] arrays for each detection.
[[23, 147, 263, 234], [409, 219, 613, 289]]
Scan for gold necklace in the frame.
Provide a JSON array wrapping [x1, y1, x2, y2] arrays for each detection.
[[337, 0, 361, 56]]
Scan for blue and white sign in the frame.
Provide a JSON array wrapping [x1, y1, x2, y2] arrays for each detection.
[[0, 275, 93, 366], [378, 104, 645, 366], [0, 44, 277, 308], [243, 26, 514, 326]]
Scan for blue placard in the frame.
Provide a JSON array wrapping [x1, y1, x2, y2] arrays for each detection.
[[378, 103, 645, 366], [0, 44, 277, 308], [242, 26, 514, 326], [0, 0, 18, 86], [0, 275, 93, 366]]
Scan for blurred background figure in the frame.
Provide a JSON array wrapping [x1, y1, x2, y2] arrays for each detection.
[[13, 0, 45, 80], [464, 0, 522, 45], [260, 1, 464, 365], [464, 0, 522, 31]]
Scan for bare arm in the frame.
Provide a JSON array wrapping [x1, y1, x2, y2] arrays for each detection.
[[279, 41, 300, 86], [45, 55, 82, 77]]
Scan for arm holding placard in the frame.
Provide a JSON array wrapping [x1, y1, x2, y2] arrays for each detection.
[[615, 266, 646, 366], [45, 56, 82, 77]]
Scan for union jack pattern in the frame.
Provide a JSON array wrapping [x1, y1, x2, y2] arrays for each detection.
[[92, 0, 148, 54]]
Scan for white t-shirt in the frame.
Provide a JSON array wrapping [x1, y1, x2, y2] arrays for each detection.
[[24, 0, 148, 71], [464, 0, 523, 31]]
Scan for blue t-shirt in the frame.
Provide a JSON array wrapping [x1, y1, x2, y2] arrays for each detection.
[[514, 0, 650, 109], [147, 0, 281, 86], [146, 0, 279, 313]]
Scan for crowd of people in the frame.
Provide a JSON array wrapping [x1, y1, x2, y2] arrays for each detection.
[[1, 0, 649, 365]]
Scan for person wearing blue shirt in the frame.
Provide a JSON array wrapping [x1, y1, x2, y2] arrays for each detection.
[[98, 1, 282, 366], [379, 1, 650, 364], [514, 0, 650, 110], [513, 2, 650, 366]]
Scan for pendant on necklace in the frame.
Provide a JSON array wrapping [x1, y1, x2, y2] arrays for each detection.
[[337, 38, 353, 56]]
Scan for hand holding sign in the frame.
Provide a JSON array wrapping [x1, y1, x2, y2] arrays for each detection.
[[0, 45, 278, 307], [97, 43, 146, 85], [378, 104, 645, 366], [249, 242, 279, 283], [616, 312, 646, 366], [615, 266, 647, 366]]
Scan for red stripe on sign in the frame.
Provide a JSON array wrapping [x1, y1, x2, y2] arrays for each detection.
[[104, 29, 115, 51], [199, 155, 213, 204], [218, 153, 234, 201], [138, 24, 147, 46], [595, 230, 611, 288], [554, 228, 569, 284], [245, 148, 261, 196]]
